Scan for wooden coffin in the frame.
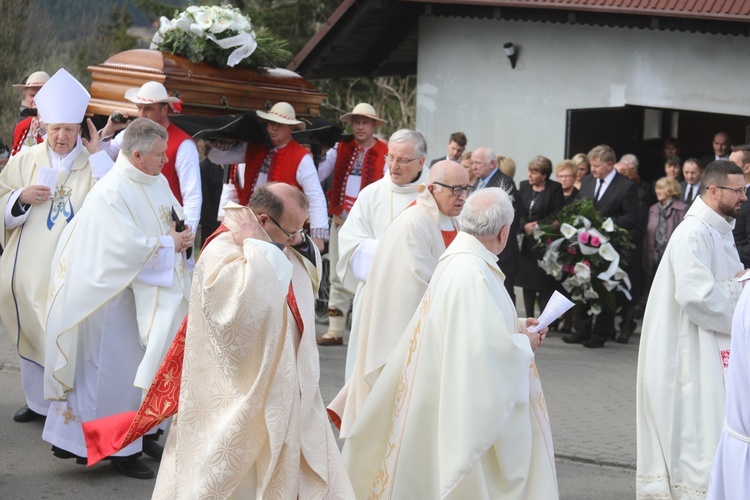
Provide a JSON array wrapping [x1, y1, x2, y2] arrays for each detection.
[[87, 49, 326, 118]]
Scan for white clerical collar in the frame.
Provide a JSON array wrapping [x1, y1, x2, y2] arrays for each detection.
[[47, 137, 83, 173], [115, 156, 160, 185], [384, 167, 428, 193]]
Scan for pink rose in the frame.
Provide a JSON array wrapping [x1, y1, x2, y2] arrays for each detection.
[[552, 220, 560, 230], [590, 235, 601, 247], [579, 232, 591, 244], [582, 260, 591, 268], [546, 237, 553, 245], [567, 245, 577, 255]]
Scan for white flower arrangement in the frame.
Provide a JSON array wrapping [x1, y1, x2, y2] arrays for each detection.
[[150, 5, 290, 70], [534, 200, 635, 315]]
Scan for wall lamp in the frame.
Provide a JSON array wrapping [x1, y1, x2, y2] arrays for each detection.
[[504, 42, 518, 69]]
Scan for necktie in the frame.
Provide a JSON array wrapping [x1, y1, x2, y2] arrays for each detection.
[[477, 178, 486, 190], [594, 179, 604, 202], [686, 186, 693, 203]]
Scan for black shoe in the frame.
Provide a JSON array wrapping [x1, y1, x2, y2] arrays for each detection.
[[111, 456, 155, 479], [583, 339, 606, 348], [562, 335, 585, 344], [14, 405, 43, 423], [51, 445, 87, 465], [142, 437, 164, 461]]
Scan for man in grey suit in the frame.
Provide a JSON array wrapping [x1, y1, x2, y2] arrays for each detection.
[[680, 158, 703, 207], [563, 144, 639, 348], [471, 147, 520, 301]]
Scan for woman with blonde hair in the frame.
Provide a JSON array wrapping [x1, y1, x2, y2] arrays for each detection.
[[460, 151, 476, 185], [497, 155, 516, 180], [643, 176, 688, 280], [571, 153, 590, 190], [555, 160, 578, 205]]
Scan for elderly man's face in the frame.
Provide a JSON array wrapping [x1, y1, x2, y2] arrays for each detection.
[[387, 141, 424, 186], [683, 161, 702, 185], [430, 166, 471, 217], [266, 122, 294, 148], [470, 150, 496, 180], [47, 124, 80, 155], [135, 139, 168, 176]]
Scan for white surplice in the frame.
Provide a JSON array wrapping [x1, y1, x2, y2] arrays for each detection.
[[342, 232, 558, 499], [153, 206, 353, 499], [336, 167, 429, 380], [329, 185, 458, 438], [637, 196, 743, 498], [708, 282, 750, 499], [42, 156, 190, 458]]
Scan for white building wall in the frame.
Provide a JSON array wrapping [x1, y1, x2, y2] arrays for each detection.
[[416, 16, 750, 179]]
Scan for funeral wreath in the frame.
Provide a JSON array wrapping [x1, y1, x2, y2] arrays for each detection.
[[533, 199, 634, 315], [151, 5, 291, 70]]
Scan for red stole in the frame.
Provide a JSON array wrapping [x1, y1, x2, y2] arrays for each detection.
[[327, 139, 387, 216], [82, 225, 304, 465], [235, 140, 309, 206], [162, 123, 193, 204]]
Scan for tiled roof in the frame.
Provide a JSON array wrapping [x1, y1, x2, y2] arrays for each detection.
[[416, 0, 750, 20]]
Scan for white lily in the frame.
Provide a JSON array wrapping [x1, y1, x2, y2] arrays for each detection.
[[588, 303, 602, 316], [602, 217, 615, 232], [584, 287, 599, 299], [574, 262, 591, 283], [598, 242, 618, 262], [560, 223, 578, 239]]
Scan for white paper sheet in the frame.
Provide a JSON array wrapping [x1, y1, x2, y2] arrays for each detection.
[[527, 290, 575, 333], [36, 166, 58, 192], [739, 269, 750, 282]]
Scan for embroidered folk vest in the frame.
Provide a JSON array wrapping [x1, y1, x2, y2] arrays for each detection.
[[162, 123, 194, 204], [236, 140, 308, 206], [327, 139, 387, 216]]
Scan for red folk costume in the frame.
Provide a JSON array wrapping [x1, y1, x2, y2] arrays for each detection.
[[327, 139, 388, 216], [161, 123, 193, 204], [12, 116, 44, 156], [230, 140, 309, 206]]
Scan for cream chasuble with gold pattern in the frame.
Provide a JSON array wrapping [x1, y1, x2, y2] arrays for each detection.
[[153, 206, 354, 499], [342, 232, 557, 499]]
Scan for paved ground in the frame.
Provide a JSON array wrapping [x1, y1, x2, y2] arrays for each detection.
[[0, 302, 638, 498]]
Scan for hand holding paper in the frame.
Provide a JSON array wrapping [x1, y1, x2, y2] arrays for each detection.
[[37, 166, 58, 192], [528, 291, 575, 333]]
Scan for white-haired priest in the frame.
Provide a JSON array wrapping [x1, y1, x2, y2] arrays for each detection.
[[43, 118, 192, 479]]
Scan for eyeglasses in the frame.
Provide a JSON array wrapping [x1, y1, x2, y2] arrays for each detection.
[[264, 214, 306, 241], [384, 155, 420, 167], [433, 182, 475, 196], [713, 186, 747, 196]]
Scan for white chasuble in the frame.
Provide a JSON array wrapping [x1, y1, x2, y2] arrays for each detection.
[[708, 282, 750, 499], [342, 232, 558, 499], [153, 207, 353, 499], [0, 141, 95, 367], [330, 185, 458, 438], [637, 196, 743, 499], [337, 167, 429, 380]]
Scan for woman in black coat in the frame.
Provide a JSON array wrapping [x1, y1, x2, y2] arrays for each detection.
[[517, 155, 564, 318]]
